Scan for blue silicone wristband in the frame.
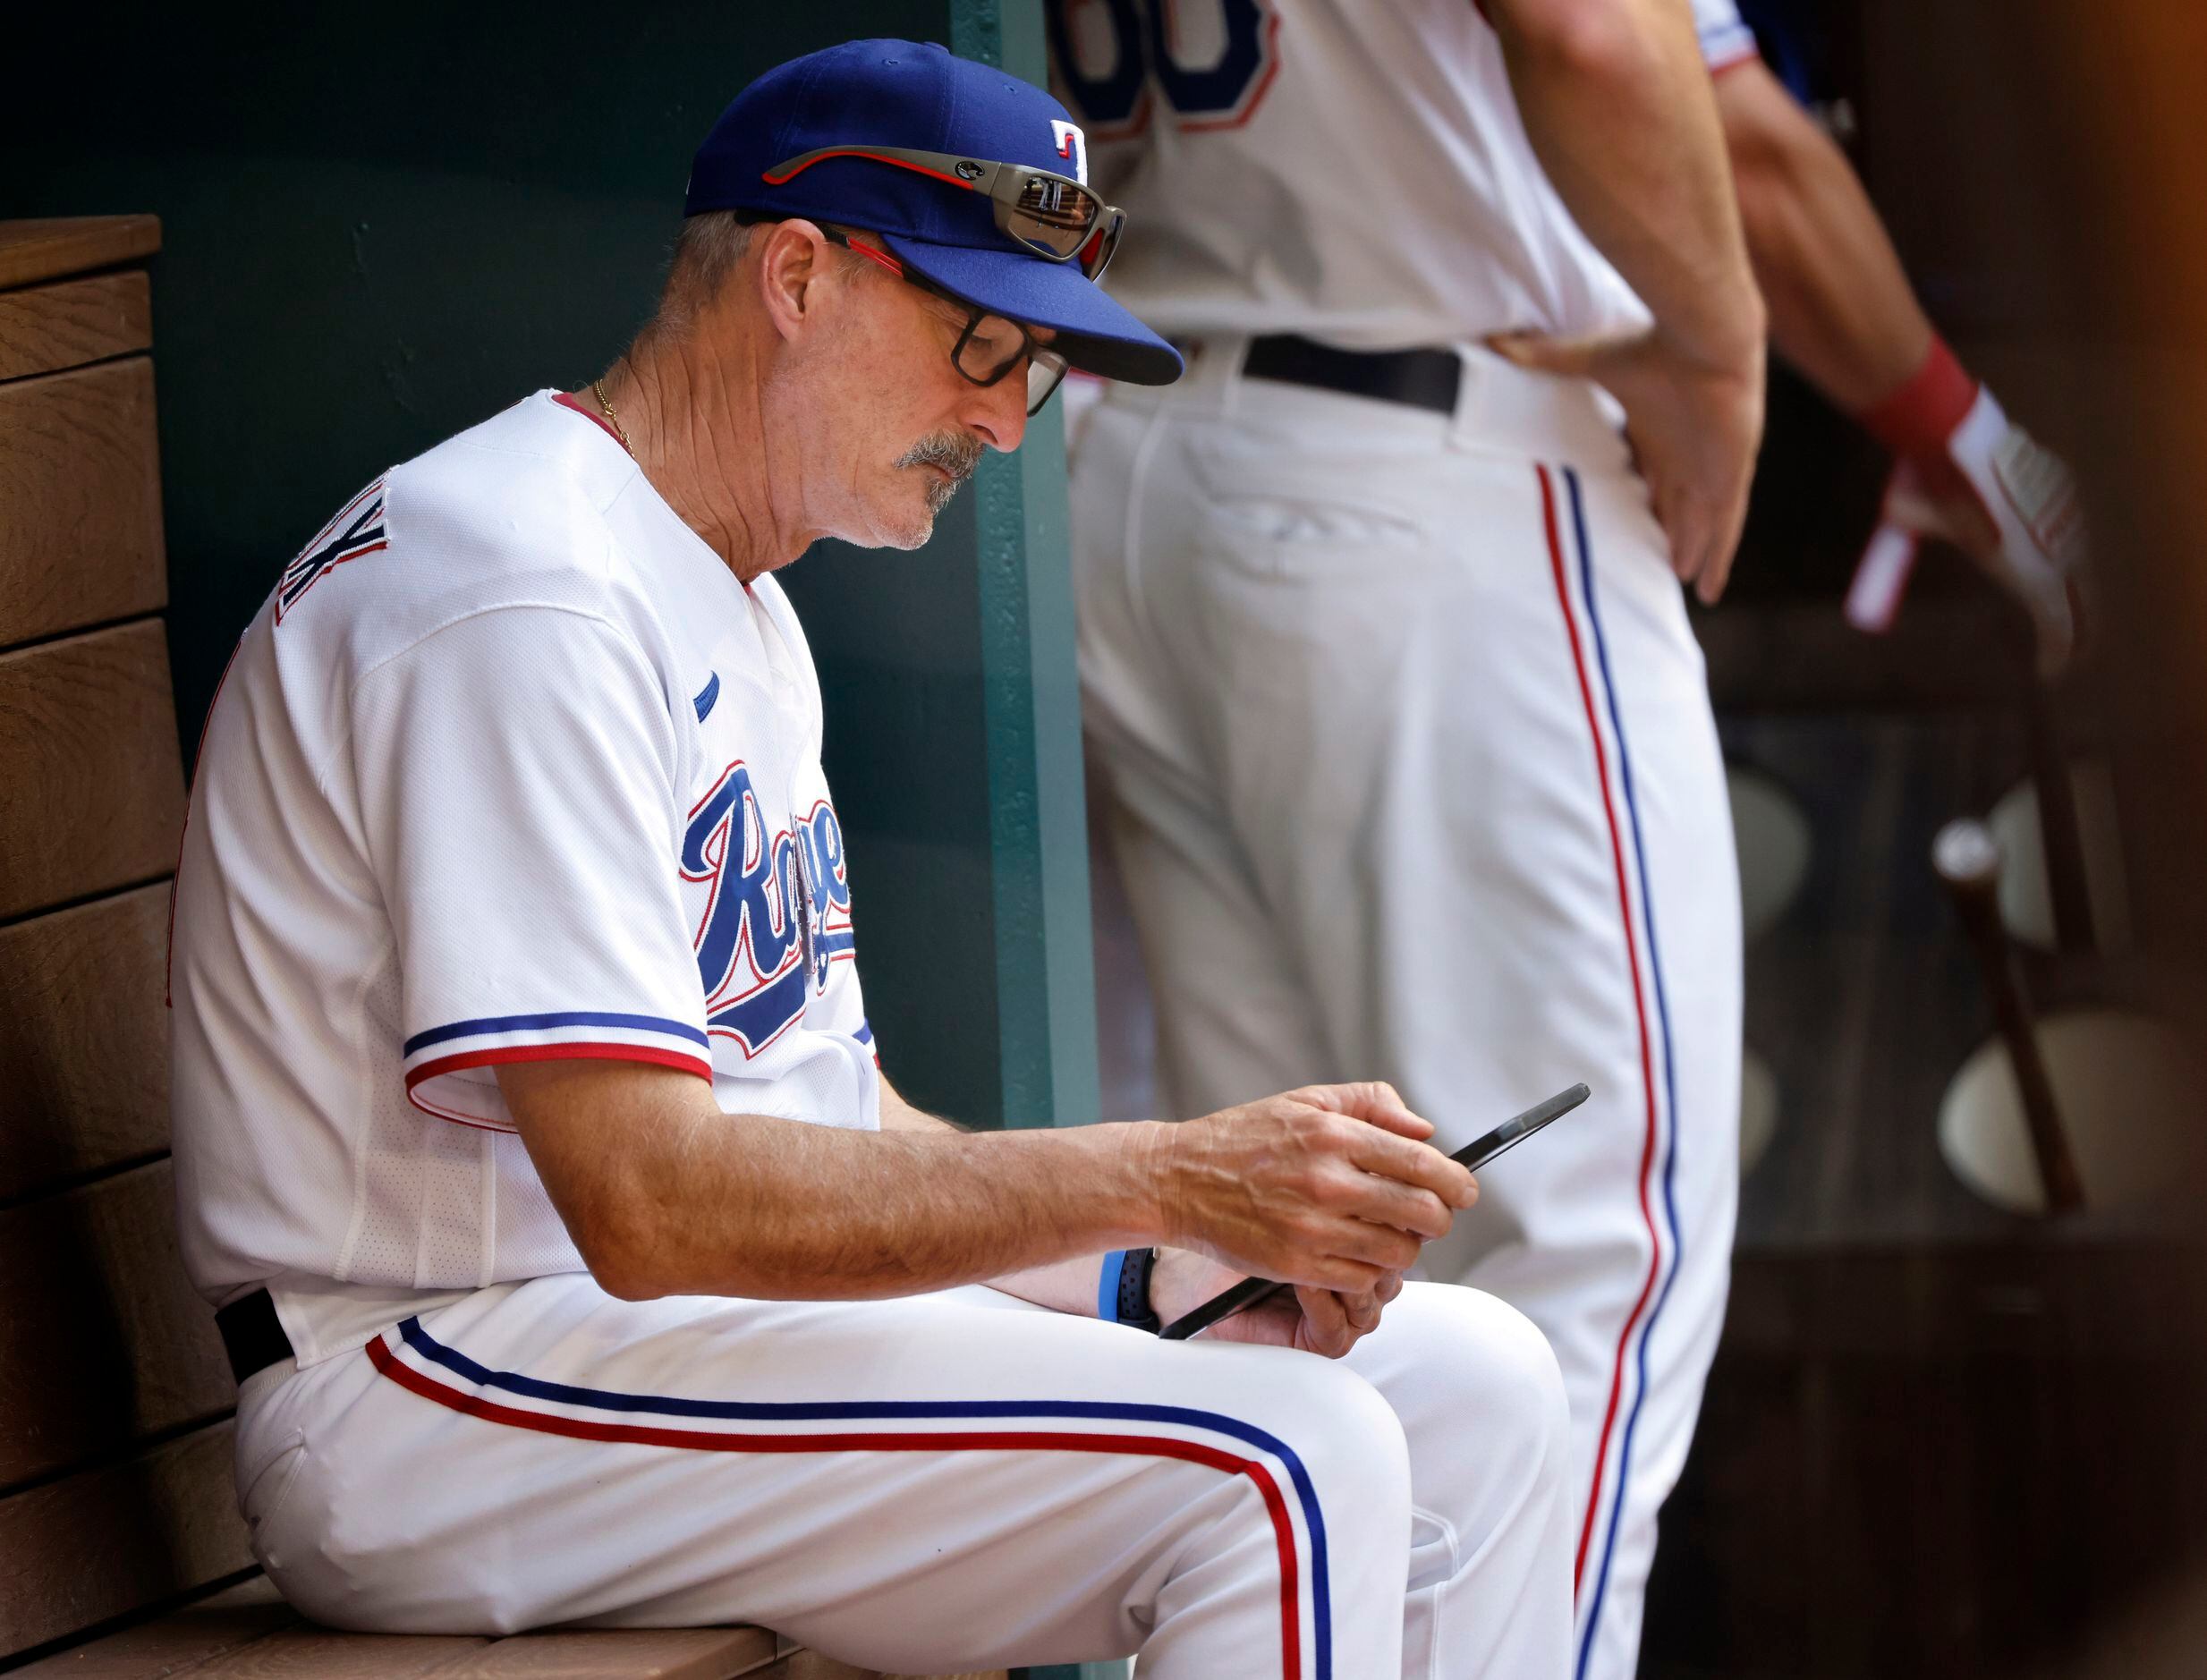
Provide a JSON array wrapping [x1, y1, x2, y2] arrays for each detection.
[[1097, 1249, 1130, 1323]]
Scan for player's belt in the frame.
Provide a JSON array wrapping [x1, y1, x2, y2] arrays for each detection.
[[215, 1288, 295, 1385], [1242, 335, 1462, 415]]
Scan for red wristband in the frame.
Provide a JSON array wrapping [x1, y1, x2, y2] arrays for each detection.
[[1856, 335, 1979, 462]]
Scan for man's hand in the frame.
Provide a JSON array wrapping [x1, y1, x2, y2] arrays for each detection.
[[1150, 1081, 1473, 1294], [1490, 327, 1766, 605], [1151, 1247, 1406, 1360], [1847, 393, 2088, 675]]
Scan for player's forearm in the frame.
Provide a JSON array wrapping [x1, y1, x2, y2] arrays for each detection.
[[504, 1062, 1168, 1302], [879, 1078, 1123, 1312], [674, 1117, 1163, 1302], [1715, 57, 1931, 412], [1490, 0, 1763, 371]]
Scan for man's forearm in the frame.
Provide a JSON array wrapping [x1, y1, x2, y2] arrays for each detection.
[[1715, 57, 1931, 412], [510, 1062, 1165, 1302], [505, 1063, 1472, 1308], [1490, 0, 1763, 369], [876, 1076, 1114, 1311]]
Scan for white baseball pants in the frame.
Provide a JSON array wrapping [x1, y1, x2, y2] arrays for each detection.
[[1070, 341, 1743, 1680], [233, 1272, 1571, 1676]]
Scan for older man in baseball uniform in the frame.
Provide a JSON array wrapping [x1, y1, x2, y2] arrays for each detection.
[[170, 38, 1576, 1680], [1057, 1, 2088, 1676]]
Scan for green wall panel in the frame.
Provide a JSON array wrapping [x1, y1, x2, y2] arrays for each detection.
[[953, 0, 1101, 1132]]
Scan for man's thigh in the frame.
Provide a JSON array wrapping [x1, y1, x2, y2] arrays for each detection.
[[238, 1274, 1413, 1676]]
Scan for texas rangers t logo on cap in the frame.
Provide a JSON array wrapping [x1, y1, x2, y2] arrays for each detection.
[[1051, 118, 1089, 185]]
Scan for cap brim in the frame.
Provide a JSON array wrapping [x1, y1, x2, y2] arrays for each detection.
[[880, 234, 1183, 386]]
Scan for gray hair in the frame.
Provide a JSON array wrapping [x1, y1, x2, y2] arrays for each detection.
[[650, 210, 875, 337], [652, 211, 757, 335]]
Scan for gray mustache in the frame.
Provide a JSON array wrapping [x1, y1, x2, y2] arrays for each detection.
[[896, 433, 983, 481]]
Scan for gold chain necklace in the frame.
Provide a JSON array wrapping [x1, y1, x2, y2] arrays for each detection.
[[591, 377, 634, 457]]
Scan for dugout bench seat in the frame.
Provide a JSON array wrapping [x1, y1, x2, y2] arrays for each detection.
[[0, 215, 1000, 1680]]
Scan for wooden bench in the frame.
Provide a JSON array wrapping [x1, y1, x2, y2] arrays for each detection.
[[0, 215, 999, 1680]]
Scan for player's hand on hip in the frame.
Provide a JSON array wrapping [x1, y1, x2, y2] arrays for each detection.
[[1152, 1247, 1405, 1359], [1489, 326, 1766, 606], [1150, 1082, 1475, 1293]]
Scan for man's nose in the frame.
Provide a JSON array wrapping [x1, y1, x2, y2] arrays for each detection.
[[962, 368, 1030, 454]]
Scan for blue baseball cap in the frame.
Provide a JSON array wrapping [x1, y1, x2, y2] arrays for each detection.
[[683, 39, 1182, 386]]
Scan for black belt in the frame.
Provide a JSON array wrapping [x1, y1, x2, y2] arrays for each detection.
[[1242, 334, 1463, 414], [216, 1289, 294, 1385]]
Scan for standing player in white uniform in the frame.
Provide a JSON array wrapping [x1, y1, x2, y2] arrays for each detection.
[[1058, 1, 2089, 1675], [1056, 4, 1763, 1677], [170, 40, 1577, 1679]]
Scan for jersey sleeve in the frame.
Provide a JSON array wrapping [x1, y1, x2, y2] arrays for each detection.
[[1689, 0, 1760, 74], [347, 604, 711, 1129]]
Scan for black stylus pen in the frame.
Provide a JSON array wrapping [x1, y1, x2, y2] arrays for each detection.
[[1157, 1082, 1592, 1343]]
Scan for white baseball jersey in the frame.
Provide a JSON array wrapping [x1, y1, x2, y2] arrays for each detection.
[[170, 392, 875, 1366], [1050, 0, 1756, 347]]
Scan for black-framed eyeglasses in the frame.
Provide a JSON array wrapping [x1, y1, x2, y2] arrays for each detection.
[[813, 225, 1074, 416], [765, 144, 1125, 281]]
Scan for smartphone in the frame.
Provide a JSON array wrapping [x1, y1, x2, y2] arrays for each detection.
[[1156, 1082, 1591, 1342]]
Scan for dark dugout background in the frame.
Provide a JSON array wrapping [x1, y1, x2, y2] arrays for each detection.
[[1646, 2, 2207, 1676]]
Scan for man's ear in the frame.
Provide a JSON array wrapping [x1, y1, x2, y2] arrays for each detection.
[[756, 219, 829, 343]]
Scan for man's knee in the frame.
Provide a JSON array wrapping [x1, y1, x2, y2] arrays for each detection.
[[1402, 1283, 1570, 1469], [1232, 1349, 1414, 1536]]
